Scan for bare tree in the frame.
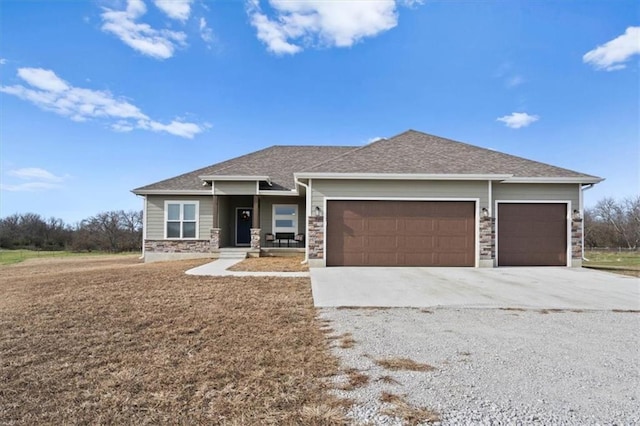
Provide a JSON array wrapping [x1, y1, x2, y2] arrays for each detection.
[[587, 196, 640, 249]]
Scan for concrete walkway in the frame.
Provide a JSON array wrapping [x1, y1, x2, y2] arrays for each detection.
[[186, 258, 310, 277], [310, 266, 639, 310]]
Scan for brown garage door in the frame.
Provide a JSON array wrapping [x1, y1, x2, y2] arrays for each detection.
[[326, 200, 475, 267], [498, 203, 567, 266]]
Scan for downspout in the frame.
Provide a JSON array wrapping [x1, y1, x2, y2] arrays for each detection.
[[581, 184, 594, 261], [295, 178, 311, 264]]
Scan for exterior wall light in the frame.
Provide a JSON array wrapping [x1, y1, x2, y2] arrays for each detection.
[[314, 206, 322, 217], [481, 207, 490, 218]]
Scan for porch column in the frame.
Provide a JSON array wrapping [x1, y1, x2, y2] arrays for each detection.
[[210, 195, 220, 250], [250, 195, 261, 250]]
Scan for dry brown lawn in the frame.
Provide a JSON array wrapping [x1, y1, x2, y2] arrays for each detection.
[[227, 255, 309, 272], [0, 256, 344, 424], [375, 357, 436, 372]]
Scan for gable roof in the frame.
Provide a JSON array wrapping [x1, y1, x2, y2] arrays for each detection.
[[301, 130, 600, 180], [133, 129, 602, 194], [132, 145, 356, 193]]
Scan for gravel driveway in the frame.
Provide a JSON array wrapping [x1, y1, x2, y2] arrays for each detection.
[[322, 308, 640, 425]]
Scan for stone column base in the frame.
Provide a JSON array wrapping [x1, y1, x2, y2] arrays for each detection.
[[210, 228, 221, 250], [250, 228, 261, 250]]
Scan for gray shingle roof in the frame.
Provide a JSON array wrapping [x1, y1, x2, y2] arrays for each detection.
[[304, 130, 599, 178], [133, 145, 356, 192], [133, 130, 600, 193]]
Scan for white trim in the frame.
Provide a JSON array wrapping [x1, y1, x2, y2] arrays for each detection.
[[293, 178, 311, 262], [133, 189, 211, 195], [164, 200, 200, 240], [487, 180, 492, 216], [272, 204, 299, 235], [500, 177, 603, 184], [257, 190, 300, 196], [322, 197, 480, 268], [296, 172, 513, 181], [141, 195, 147, 259], [199, 175, 270, 181], [494, 200, 572, 267], [235, 207, 253, 246]]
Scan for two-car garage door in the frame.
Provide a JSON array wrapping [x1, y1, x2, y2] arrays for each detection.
[[325, 200, 569, 267], [326, 200, 475, 267]]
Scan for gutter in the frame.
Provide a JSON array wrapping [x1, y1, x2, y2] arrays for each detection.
[[295, 178, 311, 264]]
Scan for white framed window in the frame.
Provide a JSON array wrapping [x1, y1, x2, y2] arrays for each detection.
[[165, 201, 199, 239], [273, 204, 298, 234]]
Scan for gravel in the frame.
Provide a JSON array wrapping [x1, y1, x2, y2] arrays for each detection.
[[321, 308, 640, 425]]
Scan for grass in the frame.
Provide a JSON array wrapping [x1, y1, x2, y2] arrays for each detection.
[[336, 369, 369, 391], [375, 357, 435, 372], [583, 250, 640, 277], [379, 392, 440, 425], [338, 333, 356, 349], [227, 255, 309, 272], [0, 249, 125, 265], [0, 256, 345, 424]]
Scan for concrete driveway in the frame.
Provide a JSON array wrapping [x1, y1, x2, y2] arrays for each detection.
[[310, 267, 640, 310]]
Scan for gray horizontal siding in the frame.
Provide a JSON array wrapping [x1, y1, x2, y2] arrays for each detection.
[[214, 181, 256, 195], [311, 179, 488, 209], [492, 183, 579, 209], [146, 195, 213, 240]]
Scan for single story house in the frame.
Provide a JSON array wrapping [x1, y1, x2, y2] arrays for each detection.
[[132, 130, 602, 267]]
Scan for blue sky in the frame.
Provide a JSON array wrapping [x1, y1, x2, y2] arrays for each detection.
[[1, 0, 638, 223]]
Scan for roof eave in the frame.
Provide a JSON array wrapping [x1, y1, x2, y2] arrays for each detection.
[[294, 173, 514, 180], [501, 177, 604, 184], [199, 175, 271, 181], [131, 189, 212, 195]]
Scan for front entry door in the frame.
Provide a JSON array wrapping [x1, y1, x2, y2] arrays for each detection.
[[236, 208, 253, 246]]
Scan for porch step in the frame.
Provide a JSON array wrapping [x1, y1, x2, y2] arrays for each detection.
[[218, 248, 249, 259]]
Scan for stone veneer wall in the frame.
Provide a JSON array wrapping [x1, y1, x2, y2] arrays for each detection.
[[571, 218, 583, 260], [145, 240, 211, 253], [479, 217, 495, 261], [210, 228, 220, 250], [308, 216, 324, 259], [250, 228, 261, 250]]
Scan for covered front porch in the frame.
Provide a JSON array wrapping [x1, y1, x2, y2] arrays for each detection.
[[212, 194, 306, 252]]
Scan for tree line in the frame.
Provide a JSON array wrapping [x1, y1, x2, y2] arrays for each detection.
[[0, 210, 142, 252], [584, 196, 639, 249]]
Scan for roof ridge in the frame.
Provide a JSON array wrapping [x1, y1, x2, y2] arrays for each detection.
[[304, 137, 389, 171], [400, 130, 596, 177]]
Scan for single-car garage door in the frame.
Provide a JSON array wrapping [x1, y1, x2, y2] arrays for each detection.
[[497, 203, 567, 266], [326, 200, 475, 267]]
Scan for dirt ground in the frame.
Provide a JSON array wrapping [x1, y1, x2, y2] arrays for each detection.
[[0, 256, 344, 424], [228, 256, 309, 272]]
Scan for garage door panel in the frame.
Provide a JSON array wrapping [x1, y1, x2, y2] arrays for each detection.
[[498, 203, 567, 266], [367, 219, 399, 233], [437, 253, 473, 266], [326, 200, 475, 267]]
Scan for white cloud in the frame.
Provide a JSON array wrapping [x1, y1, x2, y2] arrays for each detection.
[[506, 75, 524, 88], [7, 168, 67, 182], [0, 67, 206, 139], [496, 112, 539, 129], [0, 58, 7, 65], [0, 182, 63, 192], [247, 0, 420, 55], [199, 17, 214, 45], [1, 167, 69, 192], [583, 26, 640, 71], [101, 0, 187, 59], [154, 0, 193, 21]]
